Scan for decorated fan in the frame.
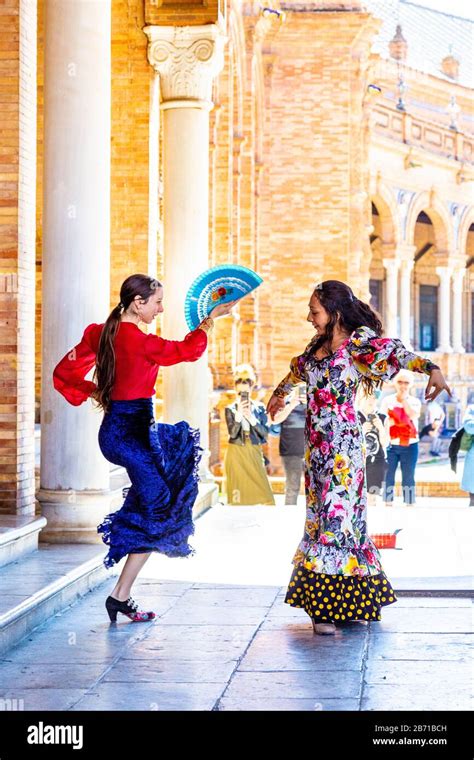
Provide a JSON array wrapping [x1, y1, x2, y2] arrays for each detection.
[[184, 264, 263, 331]]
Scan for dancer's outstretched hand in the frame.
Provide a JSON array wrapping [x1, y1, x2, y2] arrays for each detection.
[[424, 368, 452, 402], [209, 299, 239, 319], [266, 392, 286, 421]]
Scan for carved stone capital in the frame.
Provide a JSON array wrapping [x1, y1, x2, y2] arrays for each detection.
[[452, 267, 465, 292], [382, 257, 400, 273], [144, 24, 227, 109]]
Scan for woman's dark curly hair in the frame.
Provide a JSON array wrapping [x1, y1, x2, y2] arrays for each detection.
[[306, 279, 384, 396]]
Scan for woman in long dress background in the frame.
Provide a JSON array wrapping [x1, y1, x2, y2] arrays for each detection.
[[267, 280, 451, 635], [224, 364, 275, 506]]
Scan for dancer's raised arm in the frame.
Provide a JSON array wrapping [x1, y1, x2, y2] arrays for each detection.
[[346, 325, 451, 401]]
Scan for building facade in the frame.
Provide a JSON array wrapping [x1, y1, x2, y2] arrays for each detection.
[[0, 0, 472, 532]]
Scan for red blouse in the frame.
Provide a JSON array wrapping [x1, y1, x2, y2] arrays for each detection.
[[53, 322, 208, 406]]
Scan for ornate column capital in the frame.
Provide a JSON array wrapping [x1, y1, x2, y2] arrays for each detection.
[[397, 243, 417, 262], [143, 24, 227, 110], [382, 257, 400, 273], [400, 258, 414, 274], [452, 267, 465, 289], [435, 265, 454, 279]]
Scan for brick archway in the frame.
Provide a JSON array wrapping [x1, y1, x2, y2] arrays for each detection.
[[370, 186, 399, 249], [457, 206, 474, 255], [406, 192, 454, 255]]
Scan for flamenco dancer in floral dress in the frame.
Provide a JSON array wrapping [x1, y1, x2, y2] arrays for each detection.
[[53, 274, 235, 623], [267, 280, 451, 635]]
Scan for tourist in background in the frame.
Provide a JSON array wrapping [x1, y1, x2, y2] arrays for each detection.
[[460, 403, 474, 507], [420, 398, 445, 457], [380, 369, 422, 507], [224, 364, 275, 506], [356, 387, 388, 507], [271, 383, 307, 505]]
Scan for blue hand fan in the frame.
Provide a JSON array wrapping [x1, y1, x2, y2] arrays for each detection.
[[184, 264, 263, 331]]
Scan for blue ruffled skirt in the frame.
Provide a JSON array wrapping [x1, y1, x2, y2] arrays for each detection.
[[97, 398, 202, 568]]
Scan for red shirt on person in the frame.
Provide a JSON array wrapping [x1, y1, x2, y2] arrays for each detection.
[[53, 322, 208, 406]]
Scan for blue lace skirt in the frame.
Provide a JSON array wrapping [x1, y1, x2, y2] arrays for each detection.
[[96, 397, 202, 568]]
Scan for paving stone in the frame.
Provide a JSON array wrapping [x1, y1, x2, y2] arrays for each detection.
[[179, 587, 279, 608], [218, 697, 360, 711], [266, 602, 312, 618], [126, 625, 257, 661], [132, 580, 194, 596], [0, 689, 88, 711], [367, 632, 473, 661], [222, 670, 361, 701], [102, 658, 236, 684], [0, 626, 147, 663], [361, 684, 472, 711], [260, 615, 370, 634], [157, 603, 268, 626], [390, 577, 473, 592], [202, 584, 280, 590], [238, 628, 367, 672], [364, 659, 471, 686], [1, 518, 471, 715], [375, 606, 472, 634], [1, 576, 73, 598], [0, 661, 111, 690], [70, 682, 223, 711], [388, 597, 472, 608]]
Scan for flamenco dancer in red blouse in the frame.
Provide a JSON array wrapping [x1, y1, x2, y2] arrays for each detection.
[[53, 274, 235, 623]]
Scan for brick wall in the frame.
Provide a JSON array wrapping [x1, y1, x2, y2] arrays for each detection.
[[0, 0, 36, 515], [259, 11, 380, 386]]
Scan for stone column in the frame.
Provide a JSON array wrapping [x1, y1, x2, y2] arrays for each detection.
[[382, 258, 400, 337], [452, 268, 465, 353], [436, 266, 454, 353], [144, 24, 226, 483], [399, 257, 414, 349], [37, 0, 111, 542]]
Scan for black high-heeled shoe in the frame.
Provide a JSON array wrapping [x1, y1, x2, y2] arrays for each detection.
[[105, 595, 156, 623]]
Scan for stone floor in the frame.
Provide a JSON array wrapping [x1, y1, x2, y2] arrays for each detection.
[[0, 500, 472, 712], [0, 579, 471, 711]]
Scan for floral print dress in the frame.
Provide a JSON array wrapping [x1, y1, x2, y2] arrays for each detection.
[[273, 325, 439, 623]]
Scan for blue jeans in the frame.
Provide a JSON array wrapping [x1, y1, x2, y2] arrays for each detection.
[[383, 442, 419, 504]]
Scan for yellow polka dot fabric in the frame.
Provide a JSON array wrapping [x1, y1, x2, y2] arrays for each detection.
[[284, 569, 397, 622]]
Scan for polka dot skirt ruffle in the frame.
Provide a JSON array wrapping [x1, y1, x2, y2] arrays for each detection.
[[284, 568, 397, 622]]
